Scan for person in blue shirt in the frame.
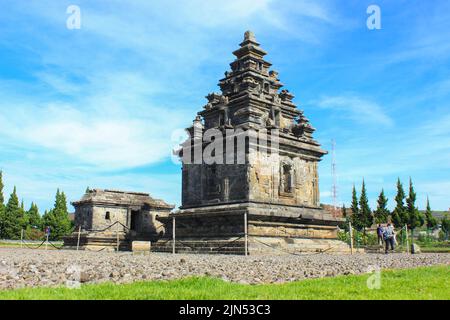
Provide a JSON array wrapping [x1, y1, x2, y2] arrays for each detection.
[[383, 223, 395, 254]]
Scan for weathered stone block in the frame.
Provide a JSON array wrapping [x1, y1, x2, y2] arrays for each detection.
[[132, 241, 151, 253]]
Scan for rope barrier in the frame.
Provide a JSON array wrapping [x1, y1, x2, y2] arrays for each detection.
[[20, 239, 47, 250], [16, 221, 126, 252], [174, 239, 197, 250], [85, 246, 109, 252], [84, 221, 121, 233], [248, 235, 343, 256], [249, 236, 306, 256], [48, 241, 64, 250], [211, 236, 244, 251]]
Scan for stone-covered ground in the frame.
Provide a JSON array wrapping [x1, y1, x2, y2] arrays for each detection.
[[0, 248, 448, 290]]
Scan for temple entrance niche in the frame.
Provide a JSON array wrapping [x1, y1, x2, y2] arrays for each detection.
[[130, 209, 140, 231], [280, 162, 294, 196]]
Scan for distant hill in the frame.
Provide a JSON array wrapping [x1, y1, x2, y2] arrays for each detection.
[[419, 210, 448, 220]]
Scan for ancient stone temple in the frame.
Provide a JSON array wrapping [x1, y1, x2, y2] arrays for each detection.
[[153, 31, 350, 255], [64, 189, 174, 250]]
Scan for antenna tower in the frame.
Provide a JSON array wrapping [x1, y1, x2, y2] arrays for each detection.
[[331, 139, 338, 217]]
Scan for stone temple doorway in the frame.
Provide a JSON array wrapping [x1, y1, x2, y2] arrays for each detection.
[[130, 210, 140, 231]]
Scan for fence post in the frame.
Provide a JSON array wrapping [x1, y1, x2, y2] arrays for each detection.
[[349, 221, 354, 255], [45, 233, 49, 251], [172, 216, 176, 255], [76, 225, 82, 251], [116, 221, 120, 252], [405, 224, 409, 254], [20, 229, 24, 249], [244, 212, 248, 256]]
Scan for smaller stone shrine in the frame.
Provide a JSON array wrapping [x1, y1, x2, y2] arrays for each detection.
[[63, 189, 174, 251]]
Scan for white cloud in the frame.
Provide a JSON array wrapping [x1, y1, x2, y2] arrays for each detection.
[[316, 95, 393, 126], [0, 71, 190, 170]]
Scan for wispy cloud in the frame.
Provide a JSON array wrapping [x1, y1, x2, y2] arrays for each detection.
[[316, 95, 393, 126], [0, 72, 189, 170]]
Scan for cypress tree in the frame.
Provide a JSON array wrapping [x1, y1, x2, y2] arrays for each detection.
[[0, 171, 5, 238], [19, 199, 28, 229], [27, 202, 42, 229], [351, 185, 359, 216], [406, 178, 423, 236], [359, 179, 373, 234], [3, 187, 22, 239], [374, 189, 389, 224], [424, 197, 437, 230], [391, 178, 406, 228], [441, 215, 450, 240], [0, 171, 4, 206], [350, 185, 363, 230], [42, 189, 72, 240]]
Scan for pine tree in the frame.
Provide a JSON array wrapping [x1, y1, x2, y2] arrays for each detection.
[[391, 178, 406, 228], [42, 189, 72, 240], [350, 185, 359, 217], [374, 189, 389, 224], [350, 185, 363, 230], [27, 202, 42, 229], [19, 199, 28, 229], [424, 197, 437, 230], [0, 171, 5, 238], [2, 187, 22, 239], [0, 171, 4, 206], [358, 179, 373, 233], [406, 178, 423, 235], [342, 204, 347, 218], [441, 215, 450, 240]]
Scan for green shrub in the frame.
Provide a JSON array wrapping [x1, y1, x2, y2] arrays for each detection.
[[337, 230, 377, 246], [24, 227, 45, 241]]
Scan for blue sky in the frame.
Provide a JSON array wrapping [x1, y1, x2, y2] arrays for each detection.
[[0, 0, 449, 212]]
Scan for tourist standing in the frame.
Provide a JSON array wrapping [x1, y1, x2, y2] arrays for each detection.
[[383, 223, 395, 254], [377, 224, 383, 246]]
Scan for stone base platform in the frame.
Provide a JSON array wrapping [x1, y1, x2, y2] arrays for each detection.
[[63, 232, 130, 252], [151, 237, 353, 255], [152, 202, 353, 255]]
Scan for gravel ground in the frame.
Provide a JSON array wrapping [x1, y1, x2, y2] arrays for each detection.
[[0, 248, 448, 290]]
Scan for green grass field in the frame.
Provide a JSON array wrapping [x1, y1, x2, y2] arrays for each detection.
[[0, 266, 448, 300]]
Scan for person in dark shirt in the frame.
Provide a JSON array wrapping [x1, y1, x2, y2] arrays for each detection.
[[377, 224, 383, 246]]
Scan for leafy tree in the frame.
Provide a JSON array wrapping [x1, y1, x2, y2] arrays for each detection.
[[42, 189, 72, 240], [27, 202, 42, 229], [374, 189, 390, 224], [424, 197, 437, 230], [358, 179, 373, 233], [391, 178, 406, 228], [2, 187, 22, 239], [406, 178, 423, 240]]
